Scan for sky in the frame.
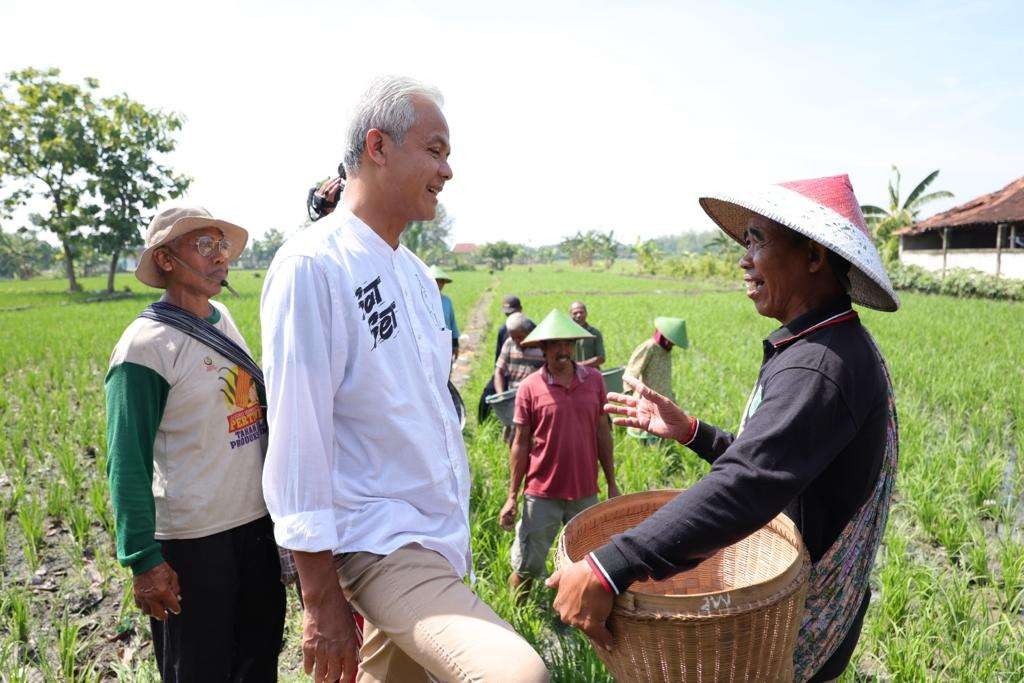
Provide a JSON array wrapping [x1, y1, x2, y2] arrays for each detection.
[[1, 0, 1022, 247]]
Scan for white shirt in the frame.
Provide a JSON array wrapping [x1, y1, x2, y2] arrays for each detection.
[[260, 207, 471, 577]]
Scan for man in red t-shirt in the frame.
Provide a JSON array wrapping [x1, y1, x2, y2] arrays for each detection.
[[499, 309, 619, 596]]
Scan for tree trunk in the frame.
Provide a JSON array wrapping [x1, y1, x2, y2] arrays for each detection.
[[63, 240, 82, 292], [107, 248, 120, 293]]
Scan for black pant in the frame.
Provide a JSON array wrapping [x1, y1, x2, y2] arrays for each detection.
[[151, 515, 286, 682]]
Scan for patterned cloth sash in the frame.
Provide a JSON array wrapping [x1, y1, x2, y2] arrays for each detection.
[[139, 301, 266, 397], [792, 333, 899, 681]]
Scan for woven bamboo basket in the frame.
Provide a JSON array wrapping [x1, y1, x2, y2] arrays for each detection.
[[556, 490, 811, 682]]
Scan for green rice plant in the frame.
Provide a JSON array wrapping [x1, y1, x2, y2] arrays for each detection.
[[933, 504, 971, 558], [3, 477, 26, 517], [911, 484, 944, 546], [10, 443, 29, 478], [0, 641, 20, 678], [0, 513, 7, 566], [88, 479, 113, 535], [108, 658, 162, 682], [967, 456, 1003, 518], [46, 480, 71, 521], [117, 575, 138, 624], [1, 664, 32, 683], [17, 496, 45, 571], [56, 446, 85, 493], [3, 590, 31, 644], [57, 614, 88, 682], [880, 623, 935, 681], [2, 265, 1024, 676], [964, 526, 991, 585], [998, 537, 1024, 612], [68, 500, 91, 550], [876, 540, 914, 628]]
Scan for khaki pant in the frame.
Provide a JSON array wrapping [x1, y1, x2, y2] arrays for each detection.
[[511, 494, 599, 578], [336, 544, 549, 683]]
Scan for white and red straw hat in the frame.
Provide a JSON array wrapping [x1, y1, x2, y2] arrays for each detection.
[[699, 174, 899, 312]]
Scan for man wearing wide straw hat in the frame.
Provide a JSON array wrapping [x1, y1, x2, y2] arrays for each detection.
[[548, 175, 899, 682], [429, 264, 460, 363], [105, 207, 285, 680], [501, 309, 619, 597], [622, 316, 687, 444]]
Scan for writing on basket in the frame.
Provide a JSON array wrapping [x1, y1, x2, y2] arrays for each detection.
[[699, 594, 732, 615]]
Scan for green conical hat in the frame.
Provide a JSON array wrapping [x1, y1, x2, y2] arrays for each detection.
[[654, 316, 688, 349], [428, 265, 452, 283], [521, 308, 594, 347]]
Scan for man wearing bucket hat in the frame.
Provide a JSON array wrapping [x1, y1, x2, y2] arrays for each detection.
[[429, 265, 460, 362], [105, 207, 285, 680], [501, 309, 619, 596], [622, 317, 687, 444], [548, 175, 899, 682], [261, 77, 548, 682]]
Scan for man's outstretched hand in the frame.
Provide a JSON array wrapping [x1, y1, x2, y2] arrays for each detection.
[[546, 560, 615, 652], [605, 375, 695, 443]]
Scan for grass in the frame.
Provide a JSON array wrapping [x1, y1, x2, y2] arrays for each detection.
[[0, 262, 1022, 679]]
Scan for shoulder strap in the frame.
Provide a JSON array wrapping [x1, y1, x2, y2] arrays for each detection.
[[138, 301, 265, 394], [793, 332, 898, 681]]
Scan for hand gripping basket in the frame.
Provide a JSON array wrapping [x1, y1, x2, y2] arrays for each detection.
[[556, 490, 811, 682]]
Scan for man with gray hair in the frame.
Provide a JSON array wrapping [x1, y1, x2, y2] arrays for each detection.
[[261, 77, 548, 682], [493, 312, 545, 395]]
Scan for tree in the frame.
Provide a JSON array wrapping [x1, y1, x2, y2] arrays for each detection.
[[251, 228, 287, 267], [402, 203, 453, 264], [91, 94, 190, 292], [478, 241, 519, 270], [0, 68, 102, 291], [534, 246, 558, 264], [706, 232, 744, 258], [596, 230, 619, 269], [860, 166, 953, 263], [633, 238, 662, 274], [560, 231, 599, 267], [0, 228, 58, 279]]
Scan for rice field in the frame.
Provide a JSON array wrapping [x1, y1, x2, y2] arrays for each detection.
[[0, 263, 1022, 680]]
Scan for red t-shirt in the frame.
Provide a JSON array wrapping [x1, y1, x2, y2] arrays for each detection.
[[513, 364, 606, 500]]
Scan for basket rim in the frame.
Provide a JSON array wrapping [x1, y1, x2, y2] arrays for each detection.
[[556, 489, 811, 618]]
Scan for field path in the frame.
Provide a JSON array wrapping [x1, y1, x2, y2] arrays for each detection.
[[451, 277, 498, 390]]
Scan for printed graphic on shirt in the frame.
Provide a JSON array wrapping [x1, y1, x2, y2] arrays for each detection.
[[219, 365, 268, 449], [747, 384, 764, 418], [354, 275, 399, 349], [737, 383, 763, 436]]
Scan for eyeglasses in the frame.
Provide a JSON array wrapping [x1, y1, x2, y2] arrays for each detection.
[[188, 236, 232, 258]]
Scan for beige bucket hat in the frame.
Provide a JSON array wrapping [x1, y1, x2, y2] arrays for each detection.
[[135, 206, 248, 288]]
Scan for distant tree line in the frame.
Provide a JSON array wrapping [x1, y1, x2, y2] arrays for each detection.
[[0, 67, 190, 291]]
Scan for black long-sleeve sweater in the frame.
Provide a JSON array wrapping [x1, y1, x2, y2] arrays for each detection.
[[591, 296, 890, 680]]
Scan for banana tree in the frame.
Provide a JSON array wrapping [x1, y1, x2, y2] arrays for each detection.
[[860, 166, 953, 262]]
